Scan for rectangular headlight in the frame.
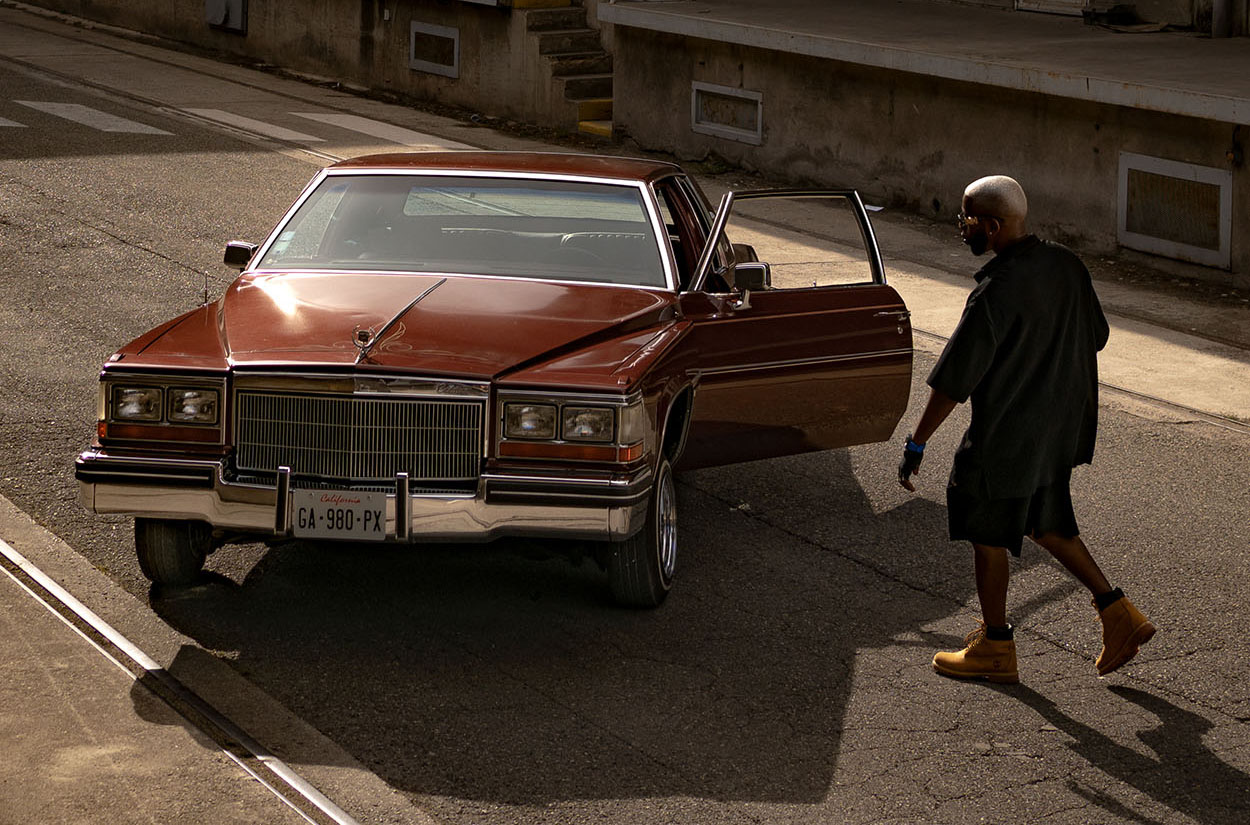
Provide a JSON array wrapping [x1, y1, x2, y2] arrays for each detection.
[[504, 403, 557, 439], [168, 388, 220, 424], [561, 406, 615, 442], [112, 387, 162, 421]]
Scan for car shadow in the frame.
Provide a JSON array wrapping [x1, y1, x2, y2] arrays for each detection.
[[145, 447, 1033, 806]]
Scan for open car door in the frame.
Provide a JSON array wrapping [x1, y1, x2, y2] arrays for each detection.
[[677, 189, 912, 470]]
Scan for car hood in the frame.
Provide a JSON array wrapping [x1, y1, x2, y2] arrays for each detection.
[[216, 271, 674, 378]]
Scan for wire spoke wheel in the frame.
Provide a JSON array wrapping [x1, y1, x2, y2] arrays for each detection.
[[607, 457, 676, 608]]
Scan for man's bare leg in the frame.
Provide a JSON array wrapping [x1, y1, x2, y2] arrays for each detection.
[[1031, 531, 1154, 675], [973, 543, 1011, 627], [1031, 532, 1111, 596]]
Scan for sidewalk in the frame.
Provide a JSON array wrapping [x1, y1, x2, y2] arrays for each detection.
[[0, 541, 310, 825]]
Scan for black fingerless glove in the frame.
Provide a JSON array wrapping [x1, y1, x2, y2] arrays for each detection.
[[898, 434, 924, 485]]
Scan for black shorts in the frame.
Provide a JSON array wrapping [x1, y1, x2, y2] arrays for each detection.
[[946, 466, 1079, 557]]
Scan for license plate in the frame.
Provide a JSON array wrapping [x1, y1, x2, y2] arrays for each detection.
[[291, 490, 387, 541]]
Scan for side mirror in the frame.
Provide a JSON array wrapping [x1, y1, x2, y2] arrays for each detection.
[[733, 261, 770, 291], [732, 242, 759, 263], [224, 241, 259, 270]]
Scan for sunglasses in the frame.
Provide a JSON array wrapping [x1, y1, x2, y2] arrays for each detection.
[[956, 212, 1001, 231]]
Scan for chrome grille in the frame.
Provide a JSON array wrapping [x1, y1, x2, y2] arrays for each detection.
[[234, 391, 483, 486]]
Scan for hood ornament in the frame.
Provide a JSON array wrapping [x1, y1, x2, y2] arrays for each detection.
[[352, 326, 375, 351], [353, 277, 446, 365]]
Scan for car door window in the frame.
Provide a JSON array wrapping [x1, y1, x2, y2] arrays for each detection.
[[721, 194, 878, 289], [653, 178, 704, 290]]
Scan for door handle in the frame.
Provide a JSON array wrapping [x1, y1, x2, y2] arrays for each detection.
[[875, 309, 911, 335]]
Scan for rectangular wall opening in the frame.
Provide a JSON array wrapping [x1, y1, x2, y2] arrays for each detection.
[[1118, 152, 1232, 269], [691, 81, 763, 145], [410, 21, 459, 79]]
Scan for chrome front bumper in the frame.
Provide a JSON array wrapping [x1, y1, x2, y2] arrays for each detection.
[[76, 450, 651, 543]]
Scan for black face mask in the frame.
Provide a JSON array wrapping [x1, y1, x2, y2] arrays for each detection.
[[965, 229, 990, 257]]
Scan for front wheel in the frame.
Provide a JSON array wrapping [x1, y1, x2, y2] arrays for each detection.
[[135, 518, 212, 585], [607, 457, 677, 608]]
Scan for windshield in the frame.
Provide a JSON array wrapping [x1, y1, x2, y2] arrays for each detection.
[[256, 173, 668, 288]]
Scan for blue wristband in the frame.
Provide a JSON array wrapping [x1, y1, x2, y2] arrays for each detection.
[[905, 435, 925, 453]]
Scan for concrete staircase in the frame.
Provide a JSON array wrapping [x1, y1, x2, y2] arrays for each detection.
[[520, 1, 613, 137]]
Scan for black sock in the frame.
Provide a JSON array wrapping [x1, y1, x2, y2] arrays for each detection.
[[986, 623, 1014, 641], [1094, 587, 1125, 611]]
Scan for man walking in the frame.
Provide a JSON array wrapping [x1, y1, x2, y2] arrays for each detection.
[[898, 174, 1154, 684]]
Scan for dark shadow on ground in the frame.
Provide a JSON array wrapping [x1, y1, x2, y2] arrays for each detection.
[[1000, 684, 1250, 825], [147, 448, 1021, 806]]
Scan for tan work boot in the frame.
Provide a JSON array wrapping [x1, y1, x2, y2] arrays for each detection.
[[933, 624, 1019, 684], [1094, 593, 1156, 676]]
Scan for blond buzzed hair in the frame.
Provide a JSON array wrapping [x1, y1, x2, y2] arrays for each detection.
[[964, 175, 1028, 222]]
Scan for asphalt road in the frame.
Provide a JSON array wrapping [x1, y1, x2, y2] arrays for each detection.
[[1, 11, 1249, 825]]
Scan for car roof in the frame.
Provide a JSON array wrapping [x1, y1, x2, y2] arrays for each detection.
[[328, 151, 684, 184]]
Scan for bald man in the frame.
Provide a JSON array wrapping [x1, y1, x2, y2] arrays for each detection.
[[898, 175, 1154, 684]]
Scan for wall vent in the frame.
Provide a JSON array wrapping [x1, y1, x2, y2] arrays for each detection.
[[205, 0, 246, 34], [410, 21, 459, 79], [691, 82, 763, 145], [1117, 152, 1231, 269]]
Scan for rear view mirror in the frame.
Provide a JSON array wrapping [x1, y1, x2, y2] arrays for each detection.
[[224, 241, 259, 270]]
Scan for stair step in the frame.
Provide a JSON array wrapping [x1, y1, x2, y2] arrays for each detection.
[[538, 29, 602, 55], [575, 98, 613, 121], [578, 120, 613, 138], [549, 52, 612, 77], [562, 73, 613, 100], [526, 7, 587, 32]]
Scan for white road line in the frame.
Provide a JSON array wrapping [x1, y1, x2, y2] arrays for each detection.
[[290, 112, 474, 149], [15, 101, 171, 134], [183, 108, 324, 142], [0, 116, 27, 127]]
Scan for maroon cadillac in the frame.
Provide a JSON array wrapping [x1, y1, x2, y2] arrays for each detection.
[[76, 152, 912, 607]]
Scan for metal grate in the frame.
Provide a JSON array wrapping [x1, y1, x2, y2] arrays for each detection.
[[1126, 170, 1222, 251], [691, 81, 763, 146], [234, 391, 482, 487], [1118, 152, 1231, 269]]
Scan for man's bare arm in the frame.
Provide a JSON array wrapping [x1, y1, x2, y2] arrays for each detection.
[[899, 388, 960, 491]]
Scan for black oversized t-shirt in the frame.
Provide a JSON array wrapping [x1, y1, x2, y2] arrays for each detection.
[[927, 236, 1109, 499]]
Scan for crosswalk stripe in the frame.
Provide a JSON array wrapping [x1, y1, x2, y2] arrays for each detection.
[[290, 112, 474, 150], [15, 101, 171, 134], [183, 108, 324, 142], [0, 116, 26, 127]]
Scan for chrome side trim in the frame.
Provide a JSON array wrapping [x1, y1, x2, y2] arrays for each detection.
[[690, 347, 912, 378]]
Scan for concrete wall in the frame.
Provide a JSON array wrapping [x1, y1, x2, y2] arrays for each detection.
[[24, 0, 580, 126], [611, 27, 1247, 285], [21, 0, 1245, 282]]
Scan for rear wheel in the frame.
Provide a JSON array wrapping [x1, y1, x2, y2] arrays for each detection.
[[134, 518, 211, 585], [607, 457, 676, 608]]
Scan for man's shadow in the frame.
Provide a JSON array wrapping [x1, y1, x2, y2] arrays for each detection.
[[1000, 684, 1250, 824]]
